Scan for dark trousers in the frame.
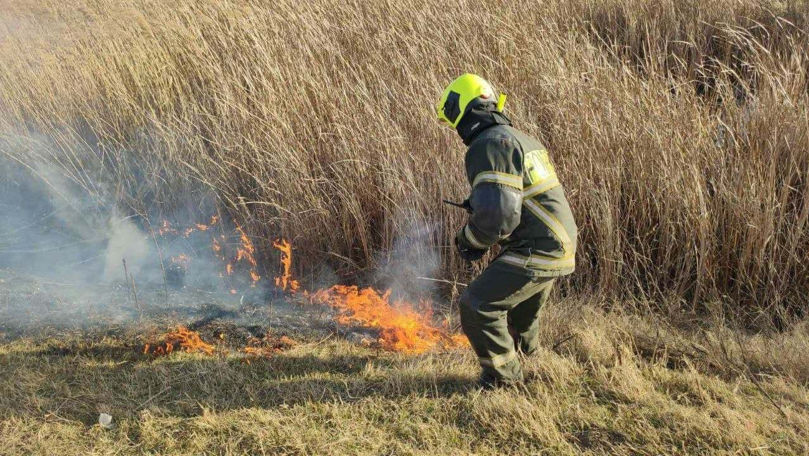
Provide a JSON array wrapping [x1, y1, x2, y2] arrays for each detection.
[[460, 264, 555, 382]]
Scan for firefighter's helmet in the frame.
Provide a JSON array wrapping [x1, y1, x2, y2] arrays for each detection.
[[436, 73, 506, 128]]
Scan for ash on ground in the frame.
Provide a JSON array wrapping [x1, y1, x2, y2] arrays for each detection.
[[0, 268, 335, 344]]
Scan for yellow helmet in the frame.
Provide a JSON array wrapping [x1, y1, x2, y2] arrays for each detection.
[[435, 73, 507, 128]]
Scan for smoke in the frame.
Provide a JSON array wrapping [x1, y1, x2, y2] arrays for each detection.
[[102, 216, 151, 281], [0, 134, 267, 334], [0, 152, 151, 282], [375, 211, 441, 302], [0, 131, 448, 338]]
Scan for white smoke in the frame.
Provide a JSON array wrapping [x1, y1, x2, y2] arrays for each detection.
[[102, 215, 151, 281], [375, 212, 441, 301], [0, 137, 153, 283]]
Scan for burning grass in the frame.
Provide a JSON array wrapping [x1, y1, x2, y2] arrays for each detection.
[[139, 234, 467, 355], [271, 239, 467, 353], [272, 239, 299, 293], [155, 217, 264, 293], [130, 234, 467, 374], [142, 326, 216, 357], [308, 285, 466, 353], [142, 327, 298, 361], [241, 333, 298, 361], [1, 301, 808, 455]]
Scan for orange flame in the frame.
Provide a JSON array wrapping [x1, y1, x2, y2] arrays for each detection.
[[143, 327, 296, 362], [158, 215, 219, 238], [272, 239, 299, 292], [144, 326, 215, 356], [171, 254, 190, 267], [309, 285, 465, 353], [273, 239, 467, 353], [158, 220, 177, 236], [158, 217, 261, 293], [235, 225, 261, 284], [235, 226, 256, 265]]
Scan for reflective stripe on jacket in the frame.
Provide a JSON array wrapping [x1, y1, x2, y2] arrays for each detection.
[[457, 109, 577, 277]]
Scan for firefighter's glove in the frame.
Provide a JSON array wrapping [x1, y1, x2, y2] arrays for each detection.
[[455, 227, 486, 262]]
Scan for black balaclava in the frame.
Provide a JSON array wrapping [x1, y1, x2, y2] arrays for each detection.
[[455, 99, 512, 146]]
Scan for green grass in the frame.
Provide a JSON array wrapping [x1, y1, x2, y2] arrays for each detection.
[[2, 304, 808, 455]]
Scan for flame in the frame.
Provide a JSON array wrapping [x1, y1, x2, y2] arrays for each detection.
[[144, 326, 215, 356], [309, 285, 465, 353], [158, 215, 219, 237], [241, 334, 297, 359], [235, 225, 261, 284], [157, 217, 261, 293], [235, 226, 256, 265], [272, 239, 299, 292], [272, 239, 467, 353], [171, 254, 190, 267], [145, 229, 466, 356], [143, 327, 296, 362], [158, 220, 177, 236]]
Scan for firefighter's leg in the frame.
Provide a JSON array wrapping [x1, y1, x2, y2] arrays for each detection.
[[507, 278, 554, 356], [460, 264, 549, 385]]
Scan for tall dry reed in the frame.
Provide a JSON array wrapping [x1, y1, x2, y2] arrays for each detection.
[[1, 0, 807, 321]]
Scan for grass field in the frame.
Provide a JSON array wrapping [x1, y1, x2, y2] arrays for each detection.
[[1, 272, 808, 455], [2, 0, 809, 454]]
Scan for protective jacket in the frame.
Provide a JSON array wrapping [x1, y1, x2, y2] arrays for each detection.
[[455, 105, 577, 277]]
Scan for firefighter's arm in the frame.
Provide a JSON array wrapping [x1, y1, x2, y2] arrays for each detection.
[[456, 137, 523, 251]]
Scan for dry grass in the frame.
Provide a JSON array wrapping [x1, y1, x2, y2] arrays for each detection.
[[1, 266, 808, 454], [2, 2, 809, 453], [1, 299, 808, 455], [0, 0, 807, 319]]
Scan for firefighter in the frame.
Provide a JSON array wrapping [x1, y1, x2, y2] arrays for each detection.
[[436, 73, 578, 388]]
